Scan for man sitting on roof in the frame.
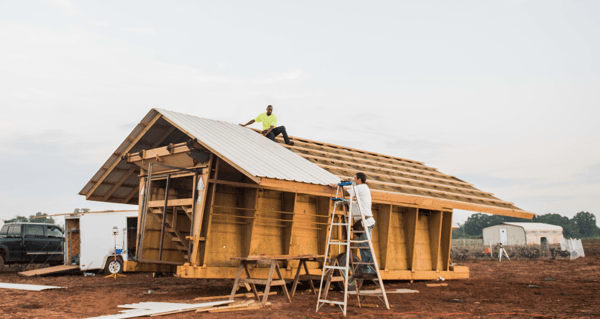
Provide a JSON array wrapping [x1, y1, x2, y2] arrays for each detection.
[[240, 105, 294, 146], [330, 172, 376, 279]]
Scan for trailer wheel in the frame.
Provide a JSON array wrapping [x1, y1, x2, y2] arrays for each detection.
[[0, 254, 4, 273], [104, 257, 123, 274]]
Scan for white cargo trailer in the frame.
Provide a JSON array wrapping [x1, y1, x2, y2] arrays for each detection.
[[65, 211, 138, 274]]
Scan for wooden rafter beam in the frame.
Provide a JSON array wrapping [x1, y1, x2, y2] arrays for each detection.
[[86, 113, 163, 199], [335, 174, 511, 206], [300, 153, 472, 186], [285, 145, 454, 180], [316, 163, 487, 195], [102, 166, 138, 201], [255, 128, 425, 166]]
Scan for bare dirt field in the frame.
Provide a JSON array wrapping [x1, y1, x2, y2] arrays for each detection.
[[0, 257, 599, 319]]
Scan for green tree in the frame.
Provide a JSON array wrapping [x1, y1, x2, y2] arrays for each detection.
[[572, 211, 600, 238], [4, 215, 29, 223], [532, 213, 580, 238], [28, 212, 55, 224]]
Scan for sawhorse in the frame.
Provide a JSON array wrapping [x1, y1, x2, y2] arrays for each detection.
[[230, 256, 292, 307]]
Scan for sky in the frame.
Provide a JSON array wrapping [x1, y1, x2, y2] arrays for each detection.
[[0, 0, 598, 227]]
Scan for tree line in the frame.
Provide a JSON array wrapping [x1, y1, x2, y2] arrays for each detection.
[[2, 208, 91, 225], [453, 211, 599, 239]]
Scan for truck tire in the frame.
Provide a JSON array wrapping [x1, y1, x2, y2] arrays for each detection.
[[0, 254, 4, 273], [104, 257, 123, 274]]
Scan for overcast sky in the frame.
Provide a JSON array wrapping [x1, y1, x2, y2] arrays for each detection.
[[0, 1, 598, 226]]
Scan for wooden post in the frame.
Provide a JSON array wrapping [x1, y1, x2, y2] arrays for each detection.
[[201, 158, 220, 266], [440, 210, 453, 271], [282, 193, 297, 258], [377, 204, 393, 271], [404, 207, 418, 271], [428, 211, 443, 271], [190, 155, 213, 266]]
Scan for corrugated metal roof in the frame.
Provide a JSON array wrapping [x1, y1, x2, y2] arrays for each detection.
[[156, 108, 340, 185], [503, 222, 563, 232]]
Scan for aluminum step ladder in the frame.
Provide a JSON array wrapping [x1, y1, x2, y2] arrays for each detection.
[[316, 181, 390, 316]]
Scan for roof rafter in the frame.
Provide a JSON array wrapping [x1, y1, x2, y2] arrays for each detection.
[[86, 113, 163, 199]]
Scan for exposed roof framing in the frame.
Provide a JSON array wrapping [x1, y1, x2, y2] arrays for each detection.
[[271, 135, 533, 218], [80, 108, 533, 218]]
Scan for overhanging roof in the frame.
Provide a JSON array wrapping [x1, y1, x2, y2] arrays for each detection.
[[79, 108, 534, 219]]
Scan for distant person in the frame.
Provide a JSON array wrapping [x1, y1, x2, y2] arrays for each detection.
[[240, 105, 294, 146]]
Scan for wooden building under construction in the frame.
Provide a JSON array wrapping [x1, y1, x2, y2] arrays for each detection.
[[80, 109, 534, 280]]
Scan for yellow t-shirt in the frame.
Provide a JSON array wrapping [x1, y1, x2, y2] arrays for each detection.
[[255, 113, 278, 130]]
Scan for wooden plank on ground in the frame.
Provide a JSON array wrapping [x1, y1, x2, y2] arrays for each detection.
[[348, 288, 419, 295], [18, 265, 80, 277], [194, 291, 277, 301], [426, 283, 448, 287]]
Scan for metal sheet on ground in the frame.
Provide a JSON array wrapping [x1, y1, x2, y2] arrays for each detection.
[[0, 282, 65, 291], [84, 300, 233, 319]]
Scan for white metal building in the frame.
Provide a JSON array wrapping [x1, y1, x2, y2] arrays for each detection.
[[483, 222, 564, 246]]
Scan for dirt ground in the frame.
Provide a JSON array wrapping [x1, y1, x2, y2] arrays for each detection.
[[0, 257, 599, 319]]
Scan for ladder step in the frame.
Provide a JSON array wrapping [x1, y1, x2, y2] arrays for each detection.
[[324, 266, 346, 270], [328, 241, 349, 245], [349, 240, 369, 243], [331, 198, 348, 202], [319, 300, 346, 306], [331, 223, 350, 226]]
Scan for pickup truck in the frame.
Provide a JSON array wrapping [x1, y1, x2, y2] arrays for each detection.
[[0, 222, 64, 271]]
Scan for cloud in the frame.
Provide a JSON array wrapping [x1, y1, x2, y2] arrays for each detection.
[[122, 27, 155, 35], [48, 0, 77, 16], [252, 69, 309, 84]]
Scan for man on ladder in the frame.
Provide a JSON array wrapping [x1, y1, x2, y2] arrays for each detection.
[[318, 172, 389, 316], [330, 172, 376, 279]]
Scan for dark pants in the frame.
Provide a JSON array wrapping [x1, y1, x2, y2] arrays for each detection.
[[266, 126, 291, 144]]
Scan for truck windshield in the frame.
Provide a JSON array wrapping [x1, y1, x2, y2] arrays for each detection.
[[0, 225, 8, 235], [46, 226, 63, 238]]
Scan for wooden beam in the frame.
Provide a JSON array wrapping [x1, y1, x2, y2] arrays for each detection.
[[428, 211, 443, 271], [403, 207, 418, 271], [87, 113, 162, 199], [282, 192, 297, 257], [243, 188, 259, 256], [283, 142, 440, 175], [102, 166, 138, 201], [292, 150, 461, 182], [440, 211, 453, 271], [148, 198, 194, 208], [159, 115, 261, 184], [201, 158, 220, 266], [123, 184, 140, 203], [258, 129, 424, 165], [377, 204, 393, 270], [336, 174, 512, 206], [373, 190, 534, 219], [317, 163, 487, 195], [190, 154, 213, 266]]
